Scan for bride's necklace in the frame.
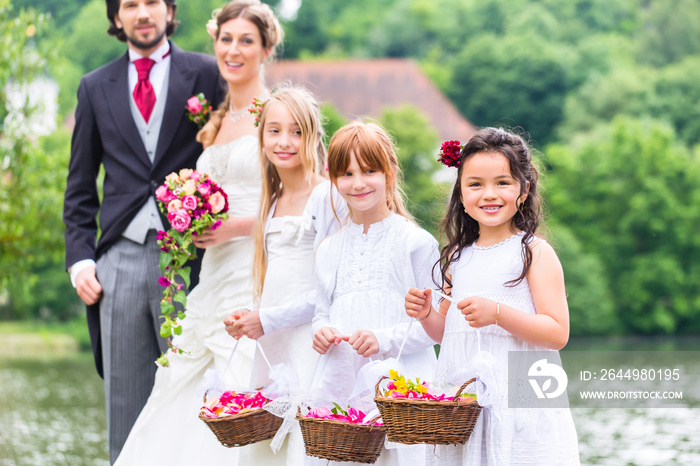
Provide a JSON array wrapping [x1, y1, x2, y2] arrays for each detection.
[[228, 103, 248, 124], [228, 91, 270, 124]]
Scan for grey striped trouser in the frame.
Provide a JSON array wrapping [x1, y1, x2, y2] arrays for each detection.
[[96, 231, 168, 464]]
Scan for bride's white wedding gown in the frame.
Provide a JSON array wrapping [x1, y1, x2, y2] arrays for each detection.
[[114, 135, 260, 465]]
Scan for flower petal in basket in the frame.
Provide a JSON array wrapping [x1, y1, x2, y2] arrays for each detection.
[[374, 375, 482, 445], [199, 391, 283, 448]]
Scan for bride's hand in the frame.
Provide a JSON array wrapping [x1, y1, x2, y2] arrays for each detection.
[[193, 216, 255, 248]]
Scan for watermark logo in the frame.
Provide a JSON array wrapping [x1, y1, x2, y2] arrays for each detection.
[[508, 351, 571, 408], [528, 358, 568, 399]]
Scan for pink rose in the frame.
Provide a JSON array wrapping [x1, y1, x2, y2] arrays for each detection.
[[167, 199, 182, 212], [198, 182, 211, 199], [186, 96, 202, 115], [168, 209, 191, 232], [155, 185, 170, 202], [182, 195, 198, 210], [165, 172, 179, 183], [190, 171, 202, 182], [208, 191, 226, 214]]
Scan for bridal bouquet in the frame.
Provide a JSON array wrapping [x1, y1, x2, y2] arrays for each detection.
[[155, 168, 228, 366]]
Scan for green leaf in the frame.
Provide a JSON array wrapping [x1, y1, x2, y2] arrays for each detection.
[[160, 322, 171, 338], [178, 311, 186, 320], [161, 301, 175, 316], [159, 251, 173, 273], [331, 402, 348, 416], [174, 325, 183, 335], [178, 266, 191, 288], [173, 290, 187, 307]]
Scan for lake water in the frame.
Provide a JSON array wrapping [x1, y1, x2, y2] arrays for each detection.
[[1, 338, 698, 465]]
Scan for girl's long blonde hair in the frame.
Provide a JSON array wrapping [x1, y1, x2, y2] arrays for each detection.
[[196, 0, 283, 148], [327, 121, 413, 222], [252, 85, 326, 301]]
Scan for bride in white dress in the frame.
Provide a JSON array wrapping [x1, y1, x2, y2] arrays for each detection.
[[114, 2, 284, 464]]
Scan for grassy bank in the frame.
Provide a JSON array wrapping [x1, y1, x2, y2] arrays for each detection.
[[0, 317, 91, 355]]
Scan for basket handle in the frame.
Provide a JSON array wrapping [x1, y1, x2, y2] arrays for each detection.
[[374, 375, 390, 398], [365, 413, 382, 426], [452, 377, 477, 402]]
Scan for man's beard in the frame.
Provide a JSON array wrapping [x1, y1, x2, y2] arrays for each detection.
[[126, 29, 167, 52]]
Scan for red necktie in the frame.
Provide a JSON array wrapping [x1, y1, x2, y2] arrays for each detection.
[[133, 58, 156, 122]]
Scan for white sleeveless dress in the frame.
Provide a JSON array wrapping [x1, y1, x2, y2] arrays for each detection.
[[240, 180, 345, 465], [430, 233, 580, 465], [114, 135, 261, 465]]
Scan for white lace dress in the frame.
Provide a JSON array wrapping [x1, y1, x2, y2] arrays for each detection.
[[430, 233, 580, 465], [240, 180, 346, 466], [114, 135, 261, 465], [309, 212, 439, 466]]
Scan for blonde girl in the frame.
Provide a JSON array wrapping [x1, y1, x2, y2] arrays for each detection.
[[224, 85, 346, 465]]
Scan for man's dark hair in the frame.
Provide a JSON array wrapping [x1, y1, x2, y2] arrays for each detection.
[[106, 0, 180, 42]]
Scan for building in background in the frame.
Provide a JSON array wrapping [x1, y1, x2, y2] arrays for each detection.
[[267, 58, 475, 143]]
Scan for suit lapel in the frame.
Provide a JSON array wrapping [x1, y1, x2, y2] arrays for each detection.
[[102, 53, 151, 168], [154, 43, 197, 168]]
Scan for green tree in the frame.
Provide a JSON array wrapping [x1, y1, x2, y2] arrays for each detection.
[[635, 0, 700, 67], [379, 105, 443, 235], [447, 33, 569, 145], [320, 102, 346, 148], [0, 1, 77, 320], [548, 223, 618, 336], [649, 56, 700, 147], [545, 117, 700, 334]]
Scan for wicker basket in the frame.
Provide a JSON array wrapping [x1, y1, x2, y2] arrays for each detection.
[[374, 376, 482, 445], [199, 393, 283, 448], [297, 412, 386, 464]]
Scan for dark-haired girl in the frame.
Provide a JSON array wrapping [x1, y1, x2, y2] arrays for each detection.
[[406, 127, 580, 464]]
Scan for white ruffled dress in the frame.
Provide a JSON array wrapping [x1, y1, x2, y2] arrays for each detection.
[[430, 233, 580, 465], [308, 213, 439, 466]]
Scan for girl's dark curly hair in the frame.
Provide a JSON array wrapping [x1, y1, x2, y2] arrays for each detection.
[[437, 127, 542, 289]]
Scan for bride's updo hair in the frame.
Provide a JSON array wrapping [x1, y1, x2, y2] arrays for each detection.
[[197, 0, 284, 148]]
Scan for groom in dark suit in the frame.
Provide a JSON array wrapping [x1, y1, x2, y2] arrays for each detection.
[[63, 0, 223, 462]]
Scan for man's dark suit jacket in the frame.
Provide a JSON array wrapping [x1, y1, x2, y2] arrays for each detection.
[[63, 42, 224, 377]]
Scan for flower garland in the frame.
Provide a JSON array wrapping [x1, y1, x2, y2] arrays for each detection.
[[200, 390, 271, 418], [437, 139, 463, 168], [186, 93, 212, 128], [154, 168, 229, 366]]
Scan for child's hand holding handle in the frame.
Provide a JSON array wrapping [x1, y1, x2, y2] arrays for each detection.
[[313, 326, 340, 354], [224, 309, 250, 340], [458, 296, 499, 328], [405, 287, 434, 321], [347, 329, 379, 357]]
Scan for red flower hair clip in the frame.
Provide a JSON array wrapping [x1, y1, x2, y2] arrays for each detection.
[[437, 140, 462, 168]]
